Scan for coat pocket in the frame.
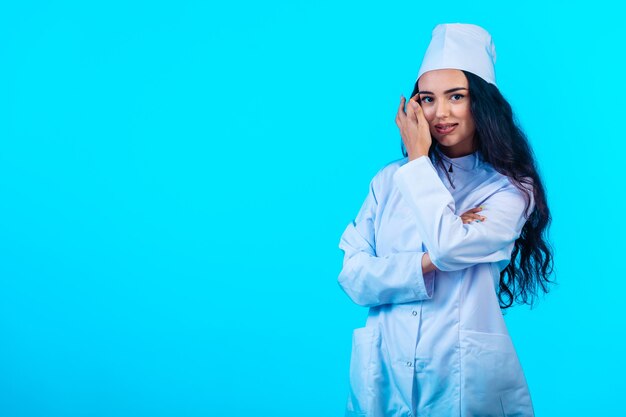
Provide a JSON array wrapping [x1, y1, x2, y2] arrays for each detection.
[[459, 330, 534, 417], [345, 326, 378, 416]]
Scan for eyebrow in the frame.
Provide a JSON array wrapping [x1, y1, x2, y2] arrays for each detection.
[[417, 87, 468, 95]]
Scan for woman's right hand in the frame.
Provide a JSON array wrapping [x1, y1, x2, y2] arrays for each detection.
[[396, 95, 432, 161], [460, 206, 486, 224]]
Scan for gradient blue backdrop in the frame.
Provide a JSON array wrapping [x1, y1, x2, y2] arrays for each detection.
[[1, 1, 624, 416]]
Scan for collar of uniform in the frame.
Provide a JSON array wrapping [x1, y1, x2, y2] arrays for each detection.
[[433, 143, 483, 171]]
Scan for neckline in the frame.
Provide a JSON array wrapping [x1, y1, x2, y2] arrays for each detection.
[[433, 143, 482, 171]]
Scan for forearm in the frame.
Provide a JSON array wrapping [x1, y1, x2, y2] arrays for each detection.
[[395, 157, 534, 271], [338, 249, 435, 307], [421, 252, 438, 274]]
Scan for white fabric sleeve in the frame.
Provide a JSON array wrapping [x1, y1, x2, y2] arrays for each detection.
[[392, 156, 534, 272], [337, 176, 435, 307]]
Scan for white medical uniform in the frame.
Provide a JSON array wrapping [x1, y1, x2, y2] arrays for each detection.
[[338, 145, 535, 417]]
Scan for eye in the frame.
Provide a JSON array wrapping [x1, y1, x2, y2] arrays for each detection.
[[451, 94, 465, 101], [420, 96, 434, 103]]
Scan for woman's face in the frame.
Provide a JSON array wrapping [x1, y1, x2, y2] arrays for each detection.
[[416, 69, 476, 158]]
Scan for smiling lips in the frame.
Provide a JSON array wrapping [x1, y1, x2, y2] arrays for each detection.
[[435, 123, 458, 134]]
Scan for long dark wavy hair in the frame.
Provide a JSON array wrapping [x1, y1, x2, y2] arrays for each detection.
[[401, 70, 555, 309]]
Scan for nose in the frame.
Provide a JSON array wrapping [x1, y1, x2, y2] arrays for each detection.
[[435, 100, 450, 119]]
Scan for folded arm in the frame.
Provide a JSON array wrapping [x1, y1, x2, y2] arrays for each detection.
[[393, 156, 534, 272]]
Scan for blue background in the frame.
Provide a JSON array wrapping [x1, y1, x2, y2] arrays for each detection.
[[1, 1, 624, 416]]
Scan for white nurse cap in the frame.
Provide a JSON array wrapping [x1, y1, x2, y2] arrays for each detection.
[[416, 23, 497, 86]]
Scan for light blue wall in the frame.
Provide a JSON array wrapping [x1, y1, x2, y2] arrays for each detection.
[[1, 1, 623, 416]]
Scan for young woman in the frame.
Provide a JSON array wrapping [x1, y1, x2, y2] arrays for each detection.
[[338, 23, 554, 417]]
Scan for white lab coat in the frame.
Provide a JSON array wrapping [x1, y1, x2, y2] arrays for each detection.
[[338, 145, 535, 417]]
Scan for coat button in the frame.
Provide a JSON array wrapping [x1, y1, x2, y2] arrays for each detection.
[[406, 361, 413, 367], [411, 310, 418, 316]]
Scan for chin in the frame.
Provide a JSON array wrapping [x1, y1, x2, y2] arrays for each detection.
[[434, 137, 457, 147]]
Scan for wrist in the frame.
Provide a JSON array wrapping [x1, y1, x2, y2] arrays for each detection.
[[409, 151, 429, 161]]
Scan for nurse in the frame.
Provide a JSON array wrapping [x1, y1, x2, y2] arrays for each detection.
[[338, 23, 555, 417]]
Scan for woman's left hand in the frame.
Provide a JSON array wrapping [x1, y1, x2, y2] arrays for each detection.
[[460, 206, 486, 224], [395, 94, 432, 161]]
